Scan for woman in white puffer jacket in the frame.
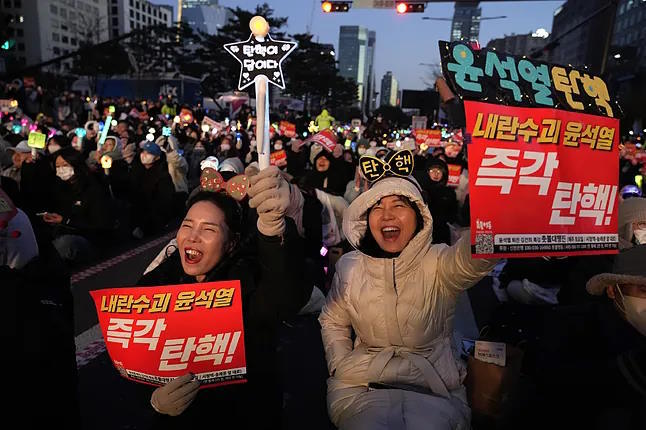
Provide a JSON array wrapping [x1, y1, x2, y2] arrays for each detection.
[[319, 174, 497, 430]]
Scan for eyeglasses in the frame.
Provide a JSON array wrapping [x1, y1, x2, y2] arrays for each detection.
[[635, 221, 646, 230]]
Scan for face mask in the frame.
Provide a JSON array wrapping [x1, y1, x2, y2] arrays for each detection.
[[220, 143, 231, 151], [56, 166, 74, 181], [634, 229, 646, 245], [48, 143, 61, 154], [140, 153, 156, 165], [358, 148, 367, 155], [274, 143, 283, 151], [617, 287, 646, 336]]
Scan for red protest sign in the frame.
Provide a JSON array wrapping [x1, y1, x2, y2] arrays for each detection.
[[89, 281, 246, 389], [305, 129, 337, 152], [447, 164, 462, 187], [270, 149, 287, 166], [465, 101, 620, 258], [414, 129, 442, 147], [279, 121, 296, 138]]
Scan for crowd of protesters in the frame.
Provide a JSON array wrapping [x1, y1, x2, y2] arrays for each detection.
[[2, 78, 645, 430]]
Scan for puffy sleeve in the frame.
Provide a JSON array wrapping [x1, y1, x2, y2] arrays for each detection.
[[319, 270, 353, 376], [436, 230, 498, 295]]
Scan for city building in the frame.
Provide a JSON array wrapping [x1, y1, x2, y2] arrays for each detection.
[[612, 0, 646, 66], [486, 29, 549, 57], [450, 1, 481, 42], [338, 25, 376, 114], [380, 71, 399, 107], [181, 0, 232, 35], [107, 0, 173, 39], [548, 0, 617, 73], [2, 0, 109, 70]]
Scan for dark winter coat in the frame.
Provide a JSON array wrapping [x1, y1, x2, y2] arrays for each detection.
[[524, 302, 646, 430], [49, 173, 113, 243], [136, 220, 311, 429], [129, 157, 175, 234]]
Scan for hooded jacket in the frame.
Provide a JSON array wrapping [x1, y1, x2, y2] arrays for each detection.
[[319, 177, 497, 427]]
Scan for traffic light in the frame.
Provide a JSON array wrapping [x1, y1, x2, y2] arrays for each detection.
[[396, 2, 426, 14], [1, 39, 15, 50], [321, 1, 351, 13]]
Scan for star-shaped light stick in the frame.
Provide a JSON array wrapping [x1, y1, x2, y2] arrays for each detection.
[[224, 16, 298, 170]]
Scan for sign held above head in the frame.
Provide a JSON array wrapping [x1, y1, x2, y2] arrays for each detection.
[[224, 16, 298, 171]]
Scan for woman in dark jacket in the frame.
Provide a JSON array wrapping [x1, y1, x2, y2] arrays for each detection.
[[418, 157, 458, 245], [136, 166, 311, 429], [42, 147, 112, 264], [302, 144, 348, 196], [129, 142, 175, 238]]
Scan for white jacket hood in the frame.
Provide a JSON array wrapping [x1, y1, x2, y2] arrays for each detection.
[[342, 176, 433, 252]]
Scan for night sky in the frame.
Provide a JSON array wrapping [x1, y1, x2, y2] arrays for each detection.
[[156, 0, 563, 90]]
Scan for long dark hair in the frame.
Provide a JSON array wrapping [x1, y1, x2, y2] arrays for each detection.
[[358, 195, 425, 258], [55, 146, 90, 185]]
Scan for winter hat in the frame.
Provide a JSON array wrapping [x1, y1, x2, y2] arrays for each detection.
[[618, 197, 646, 249], [587, 245, 646, 295], [142, 142, 162, 157], [426, 156, 449, 174], [219, 157, 244, 175], [7, 140, 31, 153]]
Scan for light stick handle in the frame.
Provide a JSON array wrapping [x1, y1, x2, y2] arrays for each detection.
[[255, 76, 270, 170]]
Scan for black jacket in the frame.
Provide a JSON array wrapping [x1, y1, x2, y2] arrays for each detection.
[[136, 220, 311, 429], [49, 173, 113, 242], [3, 237, 79, 428], [517, 302, 646, 430], [129, 158, 175, 234]]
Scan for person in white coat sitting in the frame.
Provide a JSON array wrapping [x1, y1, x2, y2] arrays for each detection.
[[319, 149, 497, 430]]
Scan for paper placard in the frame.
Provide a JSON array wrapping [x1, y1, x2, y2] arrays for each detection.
[[474, 341, 506, 366]]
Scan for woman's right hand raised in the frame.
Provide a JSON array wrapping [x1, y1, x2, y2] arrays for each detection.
[[247, 166, 290, 237], [150, 373, 200, 416]]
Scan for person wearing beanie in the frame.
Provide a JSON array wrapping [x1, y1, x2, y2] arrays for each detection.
[[618, 197, 646, 250], [128, 142, 175, 239], [319, 161, 497, 429]]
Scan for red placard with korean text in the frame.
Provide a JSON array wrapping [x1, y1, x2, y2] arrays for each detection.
[[305, 129, 337, 152], [89, 281, 246, 389], [270, 149, 287, 166], [447, 164, 462, 187], [279, 121, 296, 138], [465, 101, 620, 258], [414, 129, 442, 147]]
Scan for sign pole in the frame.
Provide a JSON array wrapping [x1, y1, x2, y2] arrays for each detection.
[[249, 17, 271, 170], [255, 75, 270, 170]]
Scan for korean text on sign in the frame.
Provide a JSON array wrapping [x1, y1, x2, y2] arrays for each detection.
[[464, 101, 619, 258], [90, 281, 246, 389], [439, 41, 619, 118]]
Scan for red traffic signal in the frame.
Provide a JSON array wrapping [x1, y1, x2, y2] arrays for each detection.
[[321, 1, 351, 13], [396, 2, 426, 14]]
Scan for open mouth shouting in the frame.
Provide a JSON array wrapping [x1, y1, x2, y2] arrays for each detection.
[[381, 226, 401, 242], [184, 247, 203, 265]]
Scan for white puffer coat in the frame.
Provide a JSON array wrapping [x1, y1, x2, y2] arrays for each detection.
[[319, 177, 497, 429]]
